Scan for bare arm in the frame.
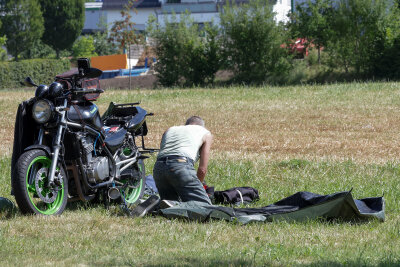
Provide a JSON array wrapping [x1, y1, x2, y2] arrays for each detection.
[[197, 133, 213, 183]]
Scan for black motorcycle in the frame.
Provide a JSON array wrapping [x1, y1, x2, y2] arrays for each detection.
[[11, 58, 155, 215]]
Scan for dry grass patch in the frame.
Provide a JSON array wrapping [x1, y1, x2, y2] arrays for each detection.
[[2, 83, 400, 162]]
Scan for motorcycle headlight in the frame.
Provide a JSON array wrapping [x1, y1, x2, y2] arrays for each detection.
[[32, 99, 53, 124]]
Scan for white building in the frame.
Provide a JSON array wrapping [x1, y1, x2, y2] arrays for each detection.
[[84, 0, 295, 34], [101, 0, 161, 32], [273, 0, 292, 23], [83, 1, 106, 34]]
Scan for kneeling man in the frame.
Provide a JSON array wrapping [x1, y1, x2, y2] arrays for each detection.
[[153, 116, 213, 205]]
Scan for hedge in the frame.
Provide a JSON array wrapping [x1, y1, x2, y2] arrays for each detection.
[[0, 59, 70, 89]]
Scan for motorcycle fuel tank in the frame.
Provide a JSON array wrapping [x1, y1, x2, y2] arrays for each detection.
[[67, 103, 102, 130]]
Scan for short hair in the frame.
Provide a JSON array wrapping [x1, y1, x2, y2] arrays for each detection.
[[185, 116, 205, 127]]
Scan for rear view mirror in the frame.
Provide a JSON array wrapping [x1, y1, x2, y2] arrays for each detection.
[[77, 58, 91, 76], [78, 58, 91, 70], [24, 77, 37, 87]]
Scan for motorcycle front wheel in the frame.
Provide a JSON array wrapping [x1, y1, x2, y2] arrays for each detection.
[[12, 149, 68, 215], [120, 159, 146, 205]]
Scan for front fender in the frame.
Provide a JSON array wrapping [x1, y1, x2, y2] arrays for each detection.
[[24, 145, 52, 158]]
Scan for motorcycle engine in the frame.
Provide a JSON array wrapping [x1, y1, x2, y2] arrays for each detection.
[[78, 133, 110, 183], [87, 156, 109, 182]]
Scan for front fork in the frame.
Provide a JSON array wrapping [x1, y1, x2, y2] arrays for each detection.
[[47, 99, 68, 187]]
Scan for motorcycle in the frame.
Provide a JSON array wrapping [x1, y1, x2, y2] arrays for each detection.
[[11, 58, 156, 215]]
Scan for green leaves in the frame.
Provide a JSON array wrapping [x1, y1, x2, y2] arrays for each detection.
[[289, 0, 400, 77], [289, 0, 333, 64], [0, 59, 69, 88], [108, 0, 143, 54], [0, 0, 84, 60], [148, 13, 222, 87], [72, 36, 97, 59], [0, 35, 6, 61], [328, 0, 392, 74], [220, 0, 291, 84], [39, 0, 85, 58], [0, 0, 44, 61]]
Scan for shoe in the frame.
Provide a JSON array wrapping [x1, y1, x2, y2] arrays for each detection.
[[159, 199, 175, 209], [130, 195, 160, 218]]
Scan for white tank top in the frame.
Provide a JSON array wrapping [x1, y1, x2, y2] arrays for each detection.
[[157, 125, 210, 161]]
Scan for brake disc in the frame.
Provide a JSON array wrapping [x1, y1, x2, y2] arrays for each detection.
[[35, 168, 58, 203]]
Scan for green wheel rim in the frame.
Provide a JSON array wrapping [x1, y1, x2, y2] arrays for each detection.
[[123, 165, 144, 204], [26, 156, 64, 215]]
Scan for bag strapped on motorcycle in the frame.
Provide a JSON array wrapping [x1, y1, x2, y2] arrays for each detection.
[[72, 104, 86, 127], [82, 78, 101, 101]]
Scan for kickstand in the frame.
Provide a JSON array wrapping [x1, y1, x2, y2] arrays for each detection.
[[103, 190, 110, 210]]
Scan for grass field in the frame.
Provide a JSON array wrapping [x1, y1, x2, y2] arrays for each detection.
[[1, 83, 400, 266]]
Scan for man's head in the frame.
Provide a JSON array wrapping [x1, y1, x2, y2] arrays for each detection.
[[185, 116, 205, 127]]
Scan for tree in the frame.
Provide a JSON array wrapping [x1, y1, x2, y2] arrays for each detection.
[[108, 0, 142, 54], [39, 0, 85, 58], [109, 0, 144, 89], [0, 0, 44, 61], [328, 0, 397, 75], [220, 0, 291, 84], [93, 16, 117, 56], [93, 30, 117, 56], [148, 13, 222, 86], [72, 35, 97, 58], [289, 0, 333, 64]]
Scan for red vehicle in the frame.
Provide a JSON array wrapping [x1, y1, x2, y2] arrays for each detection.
[[282, 38, 309, 58]]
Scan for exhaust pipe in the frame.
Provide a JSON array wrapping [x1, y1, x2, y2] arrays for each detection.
[[108, 187, 121, 200]]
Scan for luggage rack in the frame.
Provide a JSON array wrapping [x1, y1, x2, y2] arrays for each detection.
[[114, 102, 141, 107], [103, 102, 159, 154]]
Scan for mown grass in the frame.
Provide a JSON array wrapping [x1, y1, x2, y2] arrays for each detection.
[[1, 157, 399, 266], [1, 83, 400, 266]]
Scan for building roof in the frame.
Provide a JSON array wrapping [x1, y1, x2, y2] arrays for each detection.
[[85, 2, 103, 10], [102, 0, 161, 9]]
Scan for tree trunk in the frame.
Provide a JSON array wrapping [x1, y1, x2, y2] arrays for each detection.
[[317, 46, 321, 65], [14, 47, 19, 62], [56, 49, 60, 59]]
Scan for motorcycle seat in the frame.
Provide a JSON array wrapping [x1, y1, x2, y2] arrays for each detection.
[[104, 127, 127, 154]]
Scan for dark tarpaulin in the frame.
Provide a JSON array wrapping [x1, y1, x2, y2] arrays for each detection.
[[159, 191, 385, 224]]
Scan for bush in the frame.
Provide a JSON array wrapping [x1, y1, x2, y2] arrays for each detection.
[[72, 35, 97, 59], [374, 36, 400, 80], [148, 13, 222, 87], [324, 0, 398, 75], [220, 0, 292, 84], [93, 31, 117, 56], [0, 59, 70, 89], [20, 39, 57, 60]]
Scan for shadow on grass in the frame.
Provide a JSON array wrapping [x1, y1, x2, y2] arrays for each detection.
[[300, 259, 400, 267], [91, 257, 400, 266], [66, 198, 134, 217], [112, 257, 256, 267], [143, 259, 254, 267]]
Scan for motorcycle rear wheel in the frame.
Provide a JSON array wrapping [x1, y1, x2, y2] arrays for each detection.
[[12, 149, 68, 215], [120, 160, 146, 205]]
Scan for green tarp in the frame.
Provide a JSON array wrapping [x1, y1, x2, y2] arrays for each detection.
[[159, 191, 385, 224]]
